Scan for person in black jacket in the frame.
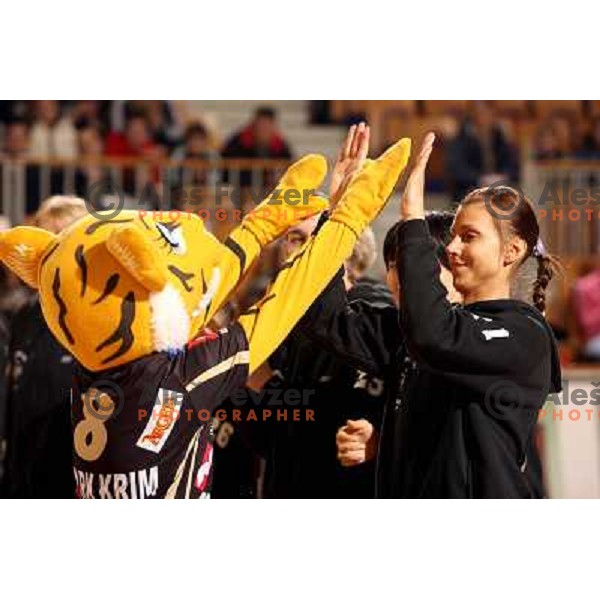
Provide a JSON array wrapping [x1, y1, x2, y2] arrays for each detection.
[[254, 273, 392, 499], [391, 133, 561, 498], [3, 196, 87, 498], [300, 212, 458, 497]]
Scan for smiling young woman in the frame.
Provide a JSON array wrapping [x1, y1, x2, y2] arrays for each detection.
[[447, 186, 558, 311], [389, 133, 563, 498]]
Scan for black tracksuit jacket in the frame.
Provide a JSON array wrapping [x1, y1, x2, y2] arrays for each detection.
[[211, 279, 393, 499], [393, 219, 562, 498], [300, 221, 561, 498], [298, 271, 404, 498]]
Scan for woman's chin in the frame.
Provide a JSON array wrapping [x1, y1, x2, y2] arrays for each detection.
[[453, 275, 469, 295]]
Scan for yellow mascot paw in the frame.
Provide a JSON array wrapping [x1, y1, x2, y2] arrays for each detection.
[[242, 153, 329, 246], [330, 138, 411, 237]]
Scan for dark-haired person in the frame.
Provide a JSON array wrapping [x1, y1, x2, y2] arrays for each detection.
[[390, 133, 561, 498], [171, 122, 220, 189], [221, 106, 293, 190]]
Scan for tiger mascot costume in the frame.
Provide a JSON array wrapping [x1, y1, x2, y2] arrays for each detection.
[[0, 140, 410, 499]]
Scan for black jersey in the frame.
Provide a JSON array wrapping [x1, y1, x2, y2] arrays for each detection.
[[71, 323, 249, 499]]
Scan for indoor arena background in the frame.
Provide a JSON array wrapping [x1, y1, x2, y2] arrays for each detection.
[[0, 100, 598, 498]]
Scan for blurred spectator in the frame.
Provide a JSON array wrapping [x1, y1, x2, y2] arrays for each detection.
[[105, 113, 159, 196], [0, 215, 30, 319], [0, 101, 28, 124], [222, 106, 292, 160], [172, 122, 216, 161], [576, 117, 600, 160], [74, 124, 106, 197], [104, 113, 156, 158], [572, 268, 600, 362], [446, 101, 518, 201], [28, 100, 77, 159], [109, 101, 182, 149], [0, 299, 7, 491], [0, 120, 52, 215], [71, 100, 111, 134], [1, 119, 30, 159], [3, 196, 87, 498], [533, 124, 564, 160], [145, 100, 183, 149], [171, 122, 220, 188], [222, 106, 292, 188]]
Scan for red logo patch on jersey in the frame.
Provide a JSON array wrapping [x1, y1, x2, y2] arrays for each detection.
[[187, 329, 220, 350], [195, 442, 214, 493], [136, 389, 183, 454]]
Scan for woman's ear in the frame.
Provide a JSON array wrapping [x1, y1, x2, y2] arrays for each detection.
[[503, 235, 528, 268]]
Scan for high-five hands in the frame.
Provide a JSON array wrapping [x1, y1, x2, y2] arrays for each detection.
[[329, 122, 370, 207], [336, 419, 378, 467], [400, 132, 435, 221]]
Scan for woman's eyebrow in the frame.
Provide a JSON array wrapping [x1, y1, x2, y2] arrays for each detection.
[[455, 222, 480, 234]]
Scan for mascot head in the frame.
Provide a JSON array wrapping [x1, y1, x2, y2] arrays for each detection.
[[0, 210, 232, 371]]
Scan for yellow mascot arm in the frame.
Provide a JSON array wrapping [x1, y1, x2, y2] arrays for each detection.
[[203, 154, 329, 325], [239, 138, 411, 373]]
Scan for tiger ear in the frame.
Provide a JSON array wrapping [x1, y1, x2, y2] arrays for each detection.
[[106, 223, 169, 292], [0, 226, 58, 289]]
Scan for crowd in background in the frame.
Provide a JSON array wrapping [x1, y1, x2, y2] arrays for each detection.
[[1, 102, 600, 498], [3, 101, 600, 215], [0, 101, 293, 214], [0, 100, 292, 164]]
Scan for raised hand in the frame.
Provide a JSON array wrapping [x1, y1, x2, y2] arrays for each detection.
[[329, 122, 370, 206], [400, 131, 435, 221]]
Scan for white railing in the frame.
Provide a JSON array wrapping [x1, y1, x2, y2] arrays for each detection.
[[0, 157, 292, 225]]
